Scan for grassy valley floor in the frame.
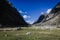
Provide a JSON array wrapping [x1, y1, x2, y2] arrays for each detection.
[[0, 27, 60, 40]]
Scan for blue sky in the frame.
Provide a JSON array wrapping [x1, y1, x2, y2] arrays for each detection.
[[9, 0, 60, 24]]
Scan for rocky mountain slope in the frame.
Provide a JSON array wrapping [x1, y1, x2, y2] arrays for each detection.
[[33, 2, 60, 28], [0, 0, 29, 27]]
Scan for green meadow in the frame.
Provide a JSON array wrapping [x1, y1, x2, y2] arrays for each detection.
[[0, 27, 60, 40]]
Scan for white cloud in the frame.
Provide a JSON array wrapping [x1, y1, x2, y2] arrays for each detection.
[[26, 20, 34, 24], [19, 10, 27, 14], [46, 8, 52, 14], [41, 12, 44, 14], [19, 10, 24, 13], [23, 15, 30, 19], [40, 8, 52, 14]]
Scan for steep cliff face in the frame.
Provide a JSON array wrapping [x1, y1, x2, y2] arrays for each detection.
[[33, 2, 60, 27], [33, 14, 46, 24], [0, 0, 29, 27]]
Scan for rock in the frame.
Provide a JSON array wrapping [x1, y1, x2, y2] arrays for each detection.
[[26, 32, 31, 35]]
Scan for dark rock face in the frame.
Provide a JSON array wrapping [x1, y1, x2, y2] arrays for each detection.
[[33, 14, 45, 24], [50, 2, 60, 13], [0, 0, 29, 27]]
